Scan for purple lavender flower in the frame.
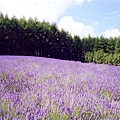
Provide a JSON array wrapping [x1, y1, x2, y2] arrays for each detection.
[[0, 56, 120, 119], [66, 107, 72, 114]]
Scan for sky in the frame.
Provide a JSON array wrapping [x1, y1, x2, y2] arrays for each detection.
[[0, 0, 120, 38]]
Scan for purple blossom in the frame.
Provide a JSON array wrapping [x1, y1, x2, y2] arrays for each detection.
[[66, 107, 72, 114], [0, 56, 120, 119]]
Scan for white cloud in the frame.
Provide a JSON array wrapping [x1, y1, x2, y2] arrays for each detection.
[[74, 0, 84, 4], [74, 0, 93, 4], [58, 16, 95, 37], [0, 0, 73, 22], [103, 28, 120, 38], [0, 0, 93, 22]]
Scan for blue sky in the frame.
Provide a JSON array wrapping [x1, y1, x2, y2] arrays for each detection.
[[0, 0, 120, 38]]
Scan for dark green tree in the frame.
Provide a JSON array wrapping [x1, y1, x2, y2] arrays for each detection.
[[115, 37, 120, 54], [72, 35, 82, 61]]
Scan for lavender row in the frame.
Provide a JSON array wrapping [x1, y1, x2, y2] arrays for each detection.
[[0, 56, 120, 120]]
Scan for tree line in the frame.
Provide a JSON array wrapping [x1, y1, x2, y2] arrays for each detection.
[[0, 12, 120, 66]]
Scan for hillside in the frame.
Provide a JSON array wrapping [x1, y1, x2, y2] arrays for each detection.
[[0, 56, 120, 119]]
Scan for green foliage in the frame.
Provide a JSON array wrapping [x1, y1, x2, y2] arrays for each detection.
[[85, 52, 93, 62], [0, 101, 15, 119], [115, 37, 120, 53], [85, 50, 120, 66], [0, 12, 120, 65], [72, 35, 82, 61], [49, 112, 69, 120]]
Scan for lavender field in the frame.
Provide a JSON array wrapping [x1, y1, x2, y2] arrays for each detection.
[[0, 56, 120, 120]]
